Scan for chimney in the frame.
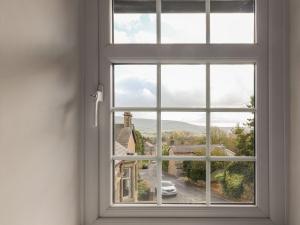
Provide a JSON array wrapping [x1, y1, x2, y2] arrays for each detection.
[[123, 112, 132, 128]]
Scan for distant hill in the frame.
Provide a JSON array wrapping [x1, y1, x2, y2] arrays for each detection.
[[115, 116, 232, 135]]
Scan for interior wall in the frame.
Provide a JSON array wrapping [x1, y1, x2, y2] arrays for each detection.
[[289, 0, 300, 224], [0, 0, 81, 225]]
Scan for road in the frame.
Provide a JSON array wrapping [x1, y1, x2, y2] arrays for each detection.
[[139, 162, 229, 204]]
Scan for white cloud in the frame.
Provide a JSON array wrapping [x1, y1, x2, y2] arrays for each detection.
[[210, 64, 254, 108], [161, 65, 206, 107], [211, 13, 254, 43], [114, 30, 131, 43], [161, 13, 206, 43], [114, 13, 156, 43]]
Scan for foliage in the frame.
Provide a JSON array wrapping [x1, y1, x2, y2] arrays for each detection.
[[162, 131, 206, 146], [222, 162, 254, 199], [140, 160, 149, 169], [133, 129, 145, 155], [221, 96, 255, 199], [210, 127, 236, 151], [182, 161, 206, 182], [222, 172, 244, 199], [138, 180, 150, 201], [211, 147, 227, 173], [162, 144, 170, 172]]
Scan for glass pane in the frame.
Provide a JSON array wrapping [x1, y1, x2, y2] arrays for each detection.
[[162, 160, 206, 204], [114, 160, 157, 204], [210, 112, 255, 156], [114, 112, 157, 156], [113, 0, 156, 43], [210, 64, 255, 108], [210, 0, 255, 43], [114, 65, 157, 107], [161, 112, 206, 157], [161, 65, 206, 107], [211, 161, 255, 204], [161, 0, 205, 43]]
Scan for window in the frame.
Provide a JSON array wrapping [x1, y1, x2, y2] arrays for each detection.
[[84, 0, 287, 224], [121, 167, 132, 198], [112, 0, 255, 44], [112, 64, 255, 205]]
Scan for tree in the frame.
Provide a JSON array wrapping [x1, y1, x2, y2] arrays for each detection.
[[222, 96, 255, 199], [182, 161, 206, 182], [133, 130, 145, 155], [162, 144, 170, 172], [232, 96, 255, 156]]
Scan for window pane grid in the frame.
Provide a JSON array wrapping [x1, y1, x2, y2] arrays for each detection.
[[113, 0, 255, 44], [112, 63, 256, 205]]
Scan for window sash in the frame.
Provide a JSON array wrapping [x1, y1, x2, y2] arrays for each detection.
[[96, 0, 269, 219], [112, 0, 256, 44], [113, 0, 254, 13], [112, 63, 256, 206]]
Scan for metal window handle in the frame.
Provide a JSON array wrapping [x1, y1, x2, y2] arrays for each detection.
[[91, 84, 103, 127]]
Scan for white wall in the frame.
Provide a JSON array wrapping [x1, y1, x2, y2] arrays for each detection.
[[289, 0, 300, 224], [0, 0, 81, 225]]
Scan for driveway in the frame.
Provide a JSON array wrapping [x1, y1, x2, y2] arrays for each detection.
[[139, 162, 230, 204]]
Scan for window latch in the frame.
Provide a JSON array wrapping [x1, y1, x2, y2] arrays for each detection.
[[90, 84, 103, 127]]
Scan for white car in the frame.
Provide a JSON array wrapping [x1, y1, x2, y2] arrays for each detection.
[[161, 181, 177, 197]]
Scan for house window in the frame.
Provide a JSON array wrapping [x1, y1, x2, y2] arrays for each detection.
[[122, 168, 132, 198], [84, 0, 289, 221], [112, 0, 255, 44]]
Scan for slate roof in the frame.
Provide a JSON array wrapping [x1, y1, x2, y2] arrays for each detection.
[[114, 141, 128, 165], [116, 127, 133, 148]]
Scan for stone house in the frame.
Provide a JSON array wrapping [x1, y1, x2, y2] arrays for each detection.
[[114, 112, 138, 203]]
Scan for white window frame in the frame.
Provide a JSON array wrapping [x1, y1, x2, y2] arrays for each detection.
[[82, 0, 288, 224]]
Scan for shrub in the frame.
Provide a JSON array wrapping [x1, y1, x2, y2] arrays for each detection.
[[138, 180, 150, 201], [223, 172, 244, 199], [222, 162, 254, 199], [183, 161, 206, 182]]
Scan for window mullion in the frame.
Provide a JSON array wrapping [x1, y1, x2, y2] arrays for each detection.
[[206, 63, 211, 205], [206, 0, 210, 43], [156, 64, 162, 205], [156, 0, 161, 44]]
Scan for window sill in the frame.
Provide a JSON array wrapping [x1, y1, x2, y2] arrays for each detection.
[[100, 204, 267, 218], [94, 217, 274, 225]]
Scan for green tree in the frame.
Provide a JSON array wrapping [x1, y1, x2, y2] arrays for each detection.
[[133, 130, 145, 155], [222, 96, 255, 199], [162, 144, 170, 172], [182, 161, 206, 182], [232, 96, 255, 156]]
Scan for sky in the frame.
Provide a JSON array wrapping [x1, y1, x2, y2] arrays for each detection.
[[113, 12, 255, 127], [114, 13, 254, 43]]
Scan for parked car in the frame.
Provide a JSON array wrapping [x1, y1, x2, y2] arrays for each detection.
[[161, 181, 177, 197]]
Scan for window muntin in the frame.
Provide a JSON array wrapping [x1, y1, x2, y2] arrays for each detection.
[[114, 160, 158, 203], [112, 0, 255, 44], [113, 0, 156, 43], [161, 65, 206, 107], [162, 160, 207, 204], [161, 0, 206, 43], [112, 63, 256, 205], [210, 161, 255, 204], [113, 111, 157, 156], [210, 64, 255, 108], [210, 0, 255, 43], [114, 64, 157, 107], [122, 168, 132, 198], [210, 112, 255, 157]]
